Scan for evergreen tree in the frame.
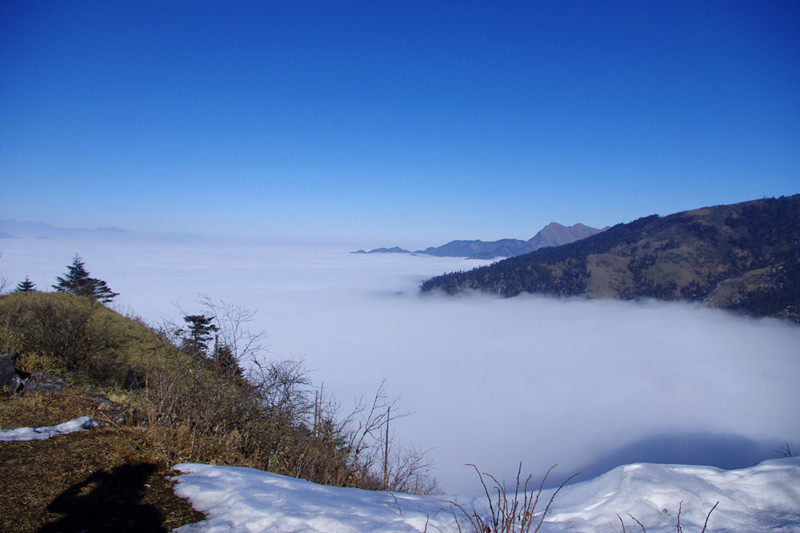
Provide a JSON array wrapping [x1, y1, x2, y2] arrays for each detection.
[[53, 255, 94, 296], [181, 314, 218, 356], [89, 278, 118, 304], [15, 276, 37, 292], [52, 255, 119, 303]]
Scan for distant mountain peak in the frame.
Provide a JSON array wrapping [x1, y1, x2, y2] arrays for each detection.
[[351, 246, 412, 255], [541, 221, 567, 229], [528, 222, 602, 250]]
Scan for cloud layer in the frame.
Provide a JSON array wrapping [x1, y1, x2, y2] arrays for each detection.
[[3, 237, 799, 492]]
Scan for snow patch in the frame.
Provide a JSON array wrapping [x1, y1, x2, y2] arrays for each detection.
[[0, 416, 98, 441]]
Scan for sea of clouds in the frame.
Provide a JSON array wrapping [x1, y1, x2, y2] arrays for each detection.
[[2, 235, 799, 492]]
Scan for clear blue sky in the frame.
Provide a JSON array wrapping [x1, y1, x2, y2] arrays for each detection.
[[1, 0, 798, 247]]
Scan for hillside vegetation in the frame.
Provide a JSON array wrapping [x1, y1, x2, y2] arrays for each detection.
[[421, 195, 800, 322], [0, 289, 435, 531]]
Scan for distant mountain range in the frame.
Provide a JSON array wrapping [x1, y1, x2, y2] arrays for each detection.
[[0, 220, 205, 243], [421, 195, 800, 322], [353, 222, 604, 259], [0, 219, 132, 240]]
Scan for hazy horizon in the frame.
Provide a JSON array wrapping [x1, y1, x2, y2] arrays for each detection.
[[0, 215, 616, 253]]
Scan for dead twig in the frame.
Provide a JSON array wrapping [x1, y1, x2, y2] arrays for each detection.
[[700, 501, 719, 533], [446, 463, 578, 533], [390, 492, 403, 516], [627, 513, 646, 532], [617, 514, 627, 533]]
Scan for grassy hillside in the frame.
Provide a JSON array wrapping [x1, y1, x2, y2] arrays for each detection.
[[421, 195, 800, 322], [0, 290, 429, 531]]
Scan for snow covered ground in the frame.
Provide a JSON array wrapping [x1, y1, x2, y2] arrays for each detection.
[[172, 458, 800, 533], [0, 416, 98, 441]]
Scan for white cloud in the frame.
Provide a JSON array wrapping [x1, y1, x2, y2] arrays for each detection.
[[2, 238, 799, 492]]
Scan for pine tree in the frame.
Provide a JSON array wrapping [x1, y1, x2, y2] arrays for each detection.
[[181, 314, 219, 356], [15, 276, 37, 292], [52, 255, 119, 303], [90, 278, 119, 304]]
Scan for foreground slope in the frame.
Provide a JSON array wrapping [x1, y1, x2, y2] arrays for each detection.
[[0, 290, 409, 530], [421, 195, 800, 321]]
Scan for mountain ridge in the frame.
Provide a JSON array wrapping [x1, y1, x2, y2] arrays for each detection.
[[0, 219, 210, 243], [420, 195, 800, 322], [353, 222, 604, 259], [0, 219, 130, 240]]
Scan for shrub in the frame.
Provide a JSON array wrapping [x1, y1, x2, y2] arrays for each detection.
[[448, 464, 578, 533], [0, 292, 123, 385]]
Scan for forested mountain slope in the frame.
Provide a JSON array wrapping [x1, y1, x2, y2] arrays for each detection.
[[421, 196, 800, 321]]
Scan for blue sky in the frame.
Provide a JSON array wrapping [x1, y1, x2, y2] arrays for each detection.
[[1, 0, 798, 247]]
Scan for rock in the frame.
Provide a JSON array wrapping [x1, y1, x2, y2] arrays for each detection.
[[25, 381, 64, 394], [24, 372, 71, 395], [23, 372, 72, 394], [0, 353, 26, 394], [0, 353, 149, 425], [29, 372, 71, 388], [0, 354, 72, 395], [93, 393, 114, 407]]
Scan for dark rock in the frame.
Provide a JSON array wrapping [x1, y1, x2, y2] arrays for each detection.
[[0, 352, 26, 394], [23, 372, 71, 395], [25, 381, 64, 394], [0, 353, 72, 395], [93, 394, 114, 407], [29, 372, 71, 388]]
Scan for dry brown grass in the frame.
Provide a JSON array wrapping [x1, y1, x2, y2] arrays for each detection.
[[0, 386, 86, 429], [0, 391, 204, 532]]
